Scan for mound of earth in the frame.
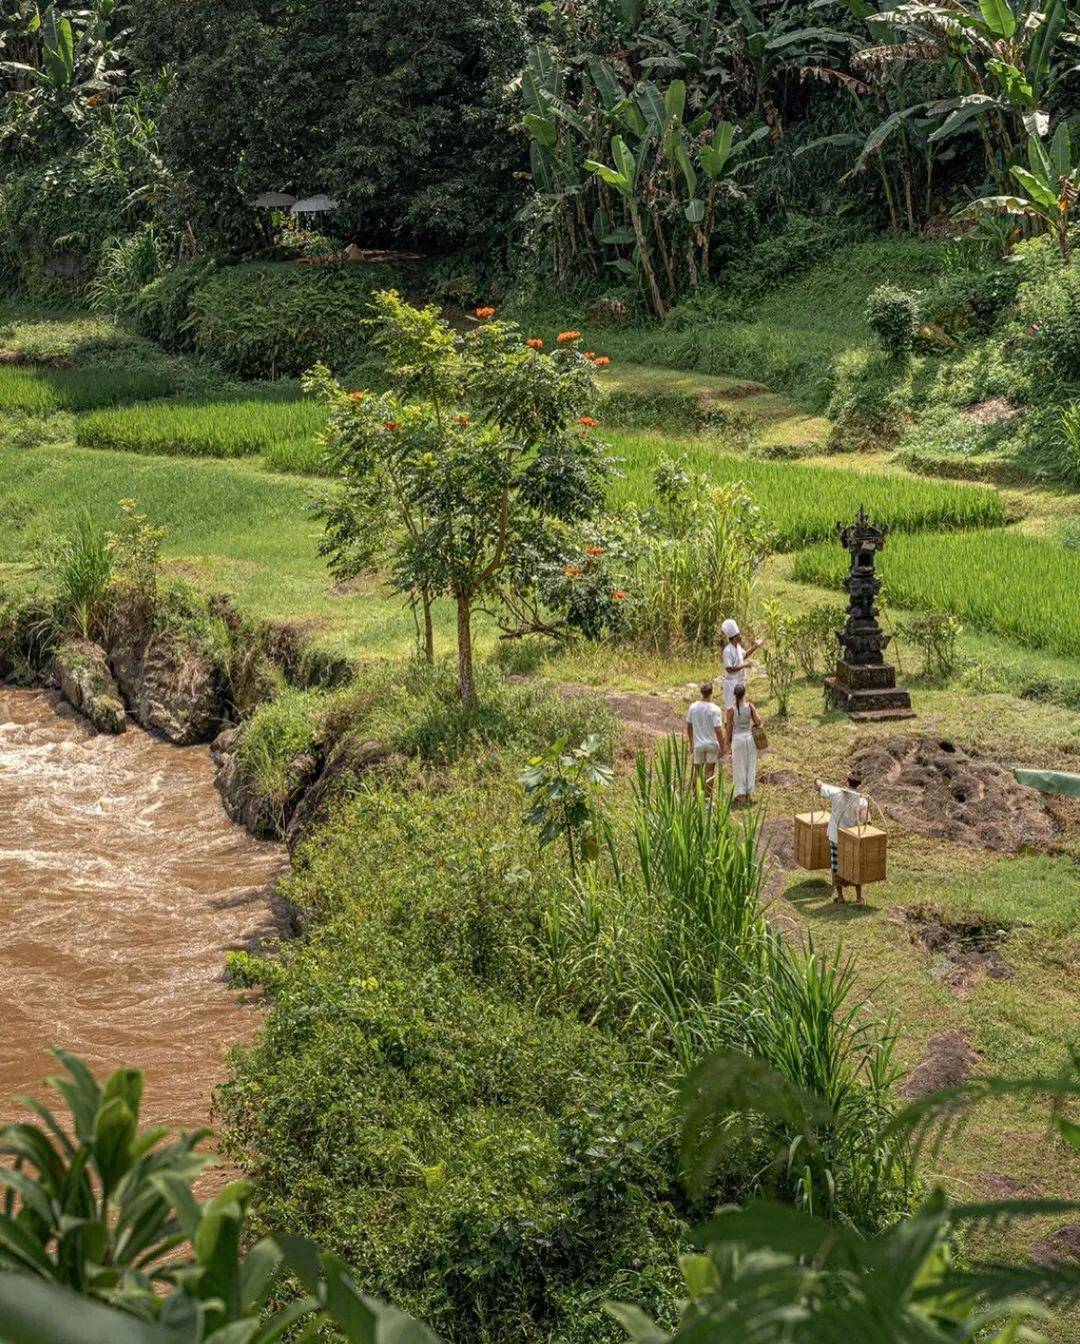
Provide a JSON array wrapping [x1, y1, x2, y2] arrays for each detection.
[[900, 901, 1015, 999], [849, 735, 1057, 852], [901, 1029, 981, 1100]]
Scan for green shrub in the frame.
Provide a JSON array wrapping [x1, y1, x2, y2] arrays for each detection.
[[919, 263, 1019, 336], [899, 610, 963, 682], [218, 767, 685, 1344], [131, 258, 216, 351], [866, 285, 918, 356], [188, 262, 399, 379], [88, 224, 165, 319], [825, 349, 916, 451], [1022, 262, 1080, 382]]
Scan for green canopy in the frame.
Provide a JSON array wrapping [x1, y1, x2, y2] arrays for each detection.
[[1014, 768, 1080, 798]]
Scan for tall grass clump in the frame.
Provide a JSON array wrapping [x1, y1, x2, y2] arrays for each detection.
[[0, 365, 171, 412], [793, 529, 1080, 659], [537, 739, 909, 1228], [76, 397, 325, 466], [46, 514, 112, 640], [632, 476, 769, 648]]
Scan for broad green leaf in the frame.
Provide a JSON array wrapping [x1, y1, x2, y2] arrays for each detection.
[[587, 56, 622, 111], [636, 81, 666, 136], [522, 114, 556, 147], [1010, 165, 1059, 209], [0, 1213, 54, 1275], [1049, 121, 1073, 179], [0, 1170, 53, 1227], [92, 1097, 136, 1199], [927, 95, 999, 145], [663, 80, 686, 127], [0, 1272, 187, 1344], [529, 141, 557, 194], [1027, 0, 1064, 94], [684, 198, 706, 223], [239, 1237, 284, 1313], [978, 0, 1017, 38]]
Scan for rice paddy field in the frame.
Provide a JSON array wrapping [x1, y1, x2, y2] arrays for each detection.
[[0, 363, 172, 411], [2, 299, 1080, 1342], [610, 432, 1006, 547], [76, 397, 326, 471], [793, 529, 1080, 660]]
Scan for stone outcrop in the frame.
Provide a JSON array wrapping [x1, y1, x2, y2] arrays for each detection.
[[54, 641, 127, 734], [107, 603, 223, 745], [212, 724, 391, 846], [284, 732, 390, 850]]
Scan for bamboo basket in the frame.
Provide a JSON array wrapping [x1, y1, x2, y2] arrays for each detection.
[[794, 810, 830, 871], [837, 809, 887, 886]]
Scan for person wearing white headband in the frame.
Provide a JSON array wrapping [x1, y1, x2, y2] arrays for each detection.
[[720, 618, 764, 710]]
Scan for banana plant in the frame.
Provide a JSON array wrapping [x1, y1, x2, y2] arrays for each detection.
[[584, 134, 667, 316], [959, 119, 1080, 259], [0, 1050, 209, 1307], [697, 120, 770, 275]]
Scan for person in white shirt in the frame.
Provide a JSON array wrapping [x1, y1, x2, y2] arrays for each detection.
[[814, 774, 870, 903], [686, 681, 725, 799], [720, 618, 763, 710]]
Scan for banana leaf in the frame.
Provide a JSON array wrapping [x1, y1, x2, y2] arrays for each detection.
[[1013, 769, 1080, 798]]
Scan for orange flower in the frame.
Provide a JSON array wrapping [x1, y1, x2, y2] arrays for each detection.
[[583, 351, 597, 361], [564, 564, 582, 577], [611, 589, 628, 602], [556, 330, 582, 344], [348, 390, 366, 403], [585, 545, 604, 556], [577, 416, 598, 429], [475, 306, 496, 319], [454, 413, 470, 427], [383, 420, 401, 432], [591, 355, 611, 368], [526, 337, 544, 351]]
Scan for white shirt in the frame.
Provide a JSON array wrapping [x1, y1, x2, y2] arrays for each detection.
[[722, 643, 743, 679], [687, 700, 724, 751], [819, 784, 868, 843]]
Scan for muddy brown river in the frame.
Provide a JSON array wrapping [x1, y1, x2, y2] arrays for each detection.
[[0, 687, 285, 1129]]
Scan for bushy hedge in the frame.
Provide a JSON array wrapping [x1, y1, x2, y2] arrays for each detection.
[[132, 258, 217, 351], [188, 261, 399, 378], [219, 762, 685, 1344]]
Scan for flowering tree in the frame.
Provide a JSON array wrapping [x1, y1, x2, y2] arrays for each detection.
[[310, 294, 613, 705]]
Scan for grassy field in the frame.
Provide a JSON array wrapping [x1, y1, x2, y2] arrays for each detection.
[[0, 363, 172, 411]]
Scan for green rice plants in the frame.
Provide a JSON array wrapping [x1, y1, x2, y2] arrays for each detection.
[[0, 365, 171, 413], [75, 397, 325, 464], [609, 435, 1006, 547], [793, 530, 1080, 659]]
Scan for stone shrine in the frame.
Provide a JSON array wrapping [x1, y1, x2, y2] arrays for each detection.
[[825, 506, 914, 720]]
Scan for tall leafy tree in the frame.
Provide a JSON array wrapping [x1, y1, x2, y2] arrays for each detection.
[[311, 294, 612, 706]]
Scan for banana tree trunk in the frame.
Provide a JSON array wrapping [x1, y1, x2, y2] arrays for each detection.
[[631, 205, 665, 318]]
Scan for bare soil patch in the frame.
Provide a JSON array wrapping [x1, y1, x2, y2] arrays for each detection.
[[899, 901, 1016, 999], [901, 1029, 981, 1099], [1031, 1223, 1080, 1268], [850, 735, 1058, 852], [959, 397, 1024, 426]]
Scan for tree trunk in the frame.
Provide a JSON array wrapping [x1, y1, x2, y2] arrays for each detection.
[[456, 592, 475, 707], [631, 206, 666, 319], [422, 591, 434, 663]]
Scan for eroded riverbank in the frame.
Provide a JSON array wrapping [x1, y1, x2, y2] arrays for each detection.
[[0, 686, 286, 1128]]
